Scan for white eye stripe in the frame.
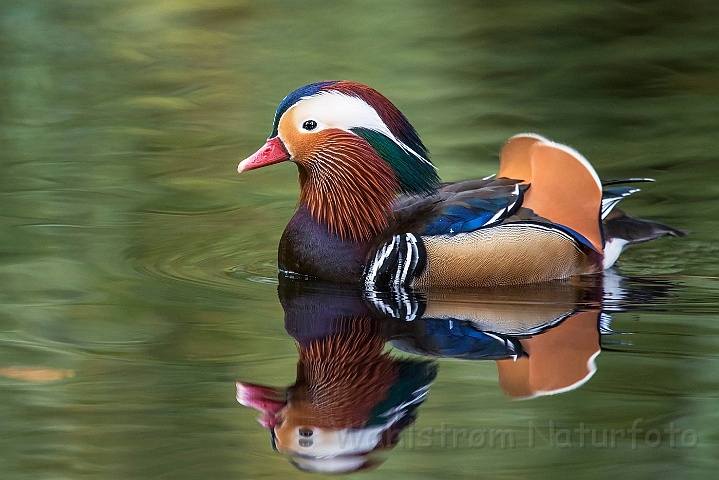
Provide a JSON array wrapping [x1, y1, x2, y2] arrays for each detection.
[[291, 91, 390, 133], [288, 91, 434, 168]]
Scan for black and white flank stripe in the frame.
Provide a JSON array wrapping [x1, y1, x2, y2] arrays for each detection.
[[363, 286, 422, 321], [364, 233, 426, 289]]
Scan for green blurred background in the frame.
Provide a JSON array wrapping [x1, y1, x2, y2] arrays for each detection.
[[1, 0, 718, 478]]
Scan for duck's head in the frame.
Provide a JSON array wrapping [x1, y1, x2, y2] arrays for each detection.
[[238, 81, 440, 241], [237, 319, 437, 474]]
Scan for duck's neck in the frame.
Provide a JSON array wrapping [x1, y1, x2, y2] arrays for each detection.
[[292, 321, 398, 429], [296, 132, 401, 242]]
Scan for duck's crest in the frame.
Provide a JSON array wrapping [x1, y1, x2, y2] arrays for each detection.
[[327, 81, 429, 160], [271, 81, 428, 157], [327, 81, 438, 194]]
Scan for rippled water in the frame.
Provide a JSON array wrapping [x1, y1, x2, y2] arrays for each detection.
[[1, 1, 718, 478]]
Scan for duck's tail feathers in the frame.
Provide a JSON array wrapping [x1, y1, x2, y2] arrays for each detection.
[[601, 178, 655, 186], [601, 186, 641, 219], [603, 209, 689, 245], [601, 209, 689, 269]]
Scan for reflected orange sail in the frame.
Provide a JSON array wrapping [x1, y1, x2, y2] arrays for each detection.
[[497, 310, 601, 399]]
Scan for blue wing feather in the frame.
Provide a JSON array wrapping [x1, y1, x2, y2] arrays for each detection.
[[420, 184, 523, 235]]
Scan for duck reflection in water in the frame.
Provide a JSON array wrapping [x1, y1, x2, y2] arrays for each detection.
[[238, 281, 437, 473], [237, 273, 676, 473]]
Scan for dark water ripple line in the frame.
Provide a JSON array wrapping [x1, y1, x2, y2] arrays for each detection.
[[0, 328, 262, 364], [140, 205, 245, 215], [130, 248, 278, 293], [0, 333, 156, 359], [605, 275, 719, 314]]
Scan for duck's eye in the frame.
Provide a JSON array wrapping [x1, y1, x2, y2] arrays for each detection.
[[302, 120, 317, 131]]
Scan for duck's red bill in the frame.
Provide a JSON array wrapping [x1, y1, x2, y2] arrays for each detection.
[[236, 382, 286, 429], [238, 137, 290, 172]]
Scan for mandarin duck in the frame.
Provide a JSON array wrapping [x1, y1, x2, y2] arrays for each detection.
[[238, 81, 686, 287]]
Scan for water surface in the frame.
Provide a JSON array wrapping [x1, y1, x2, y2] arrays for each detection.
[[1, 1, 718, 478]]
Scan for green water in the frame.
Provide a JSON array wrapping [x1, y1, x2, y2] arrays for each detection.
[[1, 0, 718, 478]]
